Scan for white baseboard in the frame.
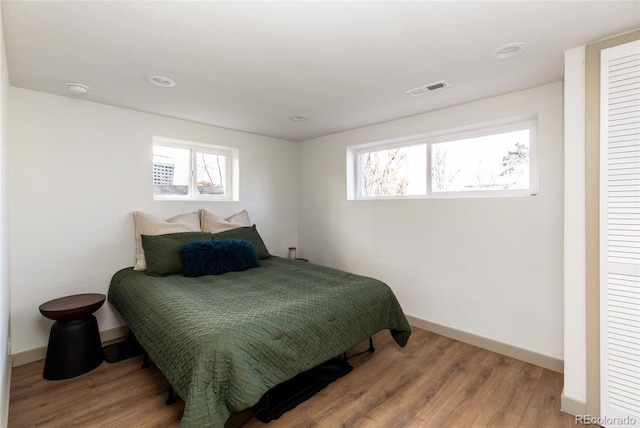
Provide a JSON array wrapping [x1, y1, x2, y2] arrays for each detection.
[[406, 315, 564, 373], [561, 389, 587, 416], [15, 318, 564, 373], [11, 325, 128, 367]]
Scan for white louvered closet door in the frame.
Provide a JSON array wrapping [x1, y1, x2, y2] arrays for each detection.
[[600, 39, 640, 427]]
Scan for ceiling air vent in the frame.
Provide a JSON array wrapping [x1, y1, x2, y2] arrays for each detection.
[[405, 80, 451, 96]]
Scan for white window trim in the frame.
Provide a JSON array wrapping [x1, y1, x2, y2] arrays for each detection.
[[153, 136, 239, 201], [348, 116, 538, 200]]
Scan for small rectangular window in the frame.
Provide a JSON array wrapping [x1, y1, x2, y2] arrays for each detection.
[[358, 143, 426, 198], [153, 145, 191, 196], [153, 137, 238, 201], [348, 118, 537, 200], [195, 152, 227, 196]]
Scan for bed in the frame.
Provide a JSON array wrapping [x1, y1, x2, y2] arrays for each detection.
[[109, 212, 411, 427]]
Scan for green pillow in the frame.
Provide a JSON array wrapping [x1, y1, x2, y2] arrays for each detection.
[[210, 225, 271, 259], [142, 231, 213, 276]]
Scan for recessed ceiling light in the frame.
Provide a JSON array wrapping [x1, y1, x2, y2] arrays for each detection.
[[65, 82, 89, 96], [145, 75, 176, 87], [289, 115, 308, 122], [491, 42, 528, 60]]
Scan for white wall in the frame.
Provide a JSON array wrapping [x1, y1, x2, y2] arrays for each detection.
[[8, 88, 299, 354], [299, 82, 564, 359], [0, 3, 11, 425]]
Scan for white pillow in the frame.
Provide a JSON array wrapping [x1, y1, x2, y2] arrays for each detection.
[[133, 211, 201, 271], [200, 209, 251, 233]]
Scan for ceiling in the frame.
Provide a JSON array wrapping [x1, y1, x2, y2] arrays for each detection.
[[2, 1, 639, 142]]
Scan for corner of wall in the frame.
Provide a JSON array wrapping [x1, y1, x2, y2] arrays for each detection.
[[561, 389, 587, 417], [563, 44, 587, 406], [0, 2, 12, 425]]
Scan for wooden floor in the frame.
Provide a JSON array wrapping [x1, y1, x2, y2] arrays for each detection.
[[9, 327, 585, 427]]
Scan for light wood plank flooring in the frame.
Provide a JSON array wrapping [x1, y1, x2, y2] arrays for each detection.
[[9, 327, 584, 427]]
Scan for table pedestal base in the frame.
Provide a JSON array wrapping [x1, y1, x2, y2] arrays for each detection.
[[43, 315, 104, 380]]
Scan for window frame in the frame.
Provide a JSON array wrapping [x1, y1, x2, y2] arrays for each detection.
[[348, 117, 538, 200], [354, 140, 428, 200], [152, 136, 239, 201], [426, 119, 538, 198]]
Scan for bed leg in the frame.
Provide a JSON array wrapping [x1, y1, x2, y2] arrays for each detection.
[[343, 337, 375, 361], [264, 390, 272, 421], [141, 352, 152, 369], [165, 386, 177, 405]]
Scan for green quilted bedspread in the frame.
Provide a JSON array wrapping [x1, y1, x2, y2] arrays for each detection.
[[108, 257, 411, 427]]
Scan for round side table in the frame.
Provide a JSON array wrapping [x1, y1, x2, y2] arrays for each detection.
[[39, 293, 105, 380]]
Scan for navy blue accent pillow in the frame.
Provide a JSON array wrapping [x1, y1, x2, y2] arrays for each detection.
[[180, 239, 260, 277]]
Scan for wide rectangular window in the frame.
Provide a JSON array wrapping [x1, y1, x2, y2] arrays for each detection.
[[349, 118, 537, 199], [153, 137, 238, 201], [430, 128, 533, 195]]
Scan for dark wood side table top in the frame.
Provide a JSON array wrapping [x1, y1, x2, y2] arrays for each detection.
[[39, 293, 106, 322]]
